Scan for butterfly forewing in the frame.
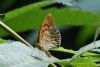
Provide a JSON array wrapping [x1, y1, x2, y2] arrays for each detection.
[[42, 25, 61, 50], [37, 13, 61, 57]]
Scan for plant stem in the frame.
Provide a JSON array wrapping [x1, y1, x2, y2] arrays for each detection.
[[0, 20, 33, 48]]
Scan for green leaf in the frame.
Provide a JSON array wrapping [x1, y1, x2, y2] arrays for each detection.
[[0, 1, 53, 37], [0, 40, 58, 67], [72, 40, 100, 61], [53, 47, 100, 62], [1, 1, 100, 38], [55, 57, 96, 67], [70, 57, 96, 67], [52, 47, 76, 54], [0, 38, 7, 44], [52, 47, 98, 56], [55, 61, 70, 67]]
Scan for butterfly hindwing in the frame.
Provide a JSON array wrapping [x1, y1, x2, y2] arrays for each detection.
[[41, 25, 61, 50], [37, 13, 61, 57]]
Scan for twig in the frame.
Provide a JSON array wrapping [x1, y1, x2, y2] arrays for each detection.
[[0, 20, 33, 48]]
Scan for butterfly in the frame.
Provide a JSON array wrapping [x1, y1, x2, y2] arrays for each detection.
[[36, 13, 61, 58]]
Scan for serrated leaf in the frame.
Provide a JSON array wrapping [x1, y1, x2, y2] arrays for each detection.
[[71, 40, 100, 60], [70, 57, 96, 67], [55, 57, 96, 67], [52, 46, 100, 62], [52, 47, 99, 56], [52, 47, 76, 54]]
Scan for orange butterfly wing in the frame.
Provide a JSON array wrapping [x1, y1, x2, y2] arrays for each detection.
[[37, 13, 61, 57]]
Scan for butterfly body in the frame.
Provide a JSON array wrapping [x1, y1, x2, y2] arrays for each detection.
[[37, 13, 61, 57]]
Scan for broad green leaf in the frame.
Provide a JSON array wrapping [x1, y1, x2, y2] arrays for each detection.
[[0, 40, 58, 67], [0, 1, 53, 37], [0, 1, 100, 38], [0, 38, 99, 67]]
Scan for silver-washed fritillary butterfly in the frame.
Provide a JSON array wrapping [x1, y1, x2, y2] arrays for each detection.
[[37, 13, 61, 57]]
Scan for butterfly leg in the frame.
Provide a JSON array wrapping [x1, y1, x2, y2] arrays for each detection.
[[44, 49, 51, 58]]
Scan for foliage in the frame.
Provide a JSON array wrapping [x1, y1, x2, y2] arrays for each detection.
[[0, 1, 99, 45], [0, 38, 7, 44], [0, 38, 100, 67], [0, 40, 57, 67], [0, 0, 100, 67]]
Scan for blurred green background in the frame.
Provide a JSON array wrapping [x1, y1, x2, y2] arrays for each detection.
[[0, 0, 100, 59]]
